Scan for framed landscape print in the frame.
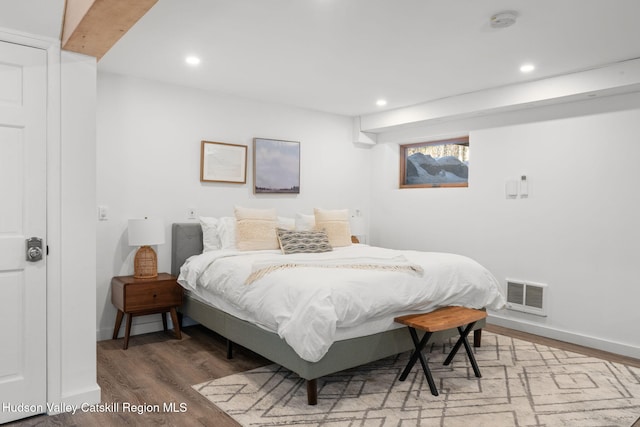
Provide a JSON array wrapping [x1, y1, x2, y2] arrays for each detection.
[[253, 138, 300, 194], [200, 140, 247, 184]]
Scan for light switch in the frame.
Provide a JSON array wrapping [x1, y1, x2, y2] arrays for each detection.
[[98, 206, 108, 221], [520, 175, 529, 198], [505, 180, 518, 198]]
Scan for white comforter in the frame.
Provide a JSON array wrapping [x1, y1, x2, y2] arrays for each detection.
[[178, 245, 505, 362]]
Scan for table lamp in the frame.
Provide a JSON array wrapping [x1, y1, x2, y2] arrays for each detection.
[[128, 218, 165, 278], [350, 212, 366, 244]]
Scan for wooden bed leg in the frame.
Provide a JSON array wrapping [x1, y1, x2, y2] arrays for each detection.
[[306, 379, 318, 405], [473, 328, 482, 348], [226, 339, 233, 359]]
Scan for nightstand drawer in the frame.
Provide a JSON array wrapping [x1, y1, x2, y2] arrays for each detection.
[[124, 282, 183, 312]]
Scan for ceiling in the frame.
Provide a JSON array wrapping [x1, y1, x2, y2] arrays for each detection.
[[3, 1, 640, 117], [0, 0, 64, 40]]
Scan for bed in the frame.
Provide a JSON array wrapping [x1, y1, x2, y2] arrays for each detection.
[[171, 222, 505, 405]]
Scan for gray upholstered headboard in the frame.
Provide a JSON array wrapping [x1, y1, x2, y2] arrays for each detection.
[[171, 223, 203, 277]]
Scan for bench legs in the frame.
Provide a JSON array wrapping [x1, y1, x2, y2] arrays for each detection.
[[399, 329, 438, 395], [443, 324, 482, 378], [399, 321, 481, 396]]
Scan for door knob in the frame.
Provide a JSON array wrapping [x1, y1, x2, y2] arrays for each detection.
[[26, 237, 43, 262]]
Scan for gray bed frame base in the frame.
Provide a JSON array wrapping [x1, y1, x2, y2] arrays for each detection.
[[171, 223, 485, 405]]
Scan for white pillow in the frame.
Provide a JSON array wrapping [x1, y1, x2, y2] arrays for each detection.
[[217, 217, 237, 250], [199, 216, 220, 252], [295, 213, 316, 231], [314, 208, 352, 247], [234, 206, 279, 250], [277, 216, 296, 230]]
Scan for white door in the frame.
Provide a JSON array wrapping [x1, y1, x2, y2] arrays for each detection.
[[0, 41, 47, 424]]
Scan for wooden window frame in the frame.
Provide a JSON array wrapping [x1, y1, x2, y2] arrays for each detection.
[[399, 136, 469, 189]]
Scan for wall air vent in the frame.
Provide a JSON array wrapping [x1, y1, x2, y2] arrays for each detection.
[[506, 279, 547, 317]]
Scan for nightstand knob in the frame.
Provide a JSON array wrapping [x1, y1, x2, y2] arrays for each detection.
[[153, 293, 157, 298]]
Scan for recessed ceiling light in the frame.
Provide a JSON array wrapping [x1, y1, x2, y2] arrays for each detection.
[[376, 99, 387, 107], [520, 64, 535, 73], [185, 56, 201, 66], [490, 11, 518, 29]]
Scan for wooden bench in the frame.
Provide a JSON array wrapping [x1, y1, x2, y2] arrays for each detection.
[[394, 306, 487, 396]]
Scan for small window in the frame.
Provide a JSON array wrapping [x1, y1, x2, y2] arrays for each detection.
[[400, 136, 469, 188]]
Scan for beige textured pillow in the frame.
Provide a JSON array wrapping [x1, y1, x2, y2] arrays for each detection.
[[313, 208, 352, 247], [234, 207, 279, 250]]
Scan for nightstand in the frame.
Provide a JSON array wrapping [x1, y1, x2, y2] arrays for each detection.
[[111, 273, 184, 349]]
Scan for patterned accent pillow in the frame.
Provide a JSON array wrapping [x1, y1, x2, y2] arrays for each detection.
[[276, 228, 333, 254]]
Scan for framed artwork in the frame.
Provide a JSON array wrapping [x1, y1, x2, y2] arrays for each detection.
[[253, 138, 300, 194], [200, 140, 247, 184], [399, 136, 469, 188]]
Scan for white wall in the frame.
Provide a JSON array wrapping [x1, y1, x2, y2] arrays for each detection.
[[96, 72, 371, 339], [56, 50, 100, 405], [95, 72, 640, 359], [369, 95, 640, 358]]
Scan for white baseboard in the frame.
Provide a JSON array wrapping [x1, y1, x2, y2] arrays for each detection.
[[47, 385, 101, 415], [96, 316, 198, 342], [488, 313, 640, 360]]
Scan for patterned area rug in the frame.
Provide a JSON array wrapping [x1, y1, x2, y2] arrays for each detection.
[[194, 332, 640, 426]]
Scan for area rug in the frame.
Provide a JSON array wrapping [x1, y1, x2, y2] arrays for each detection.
[[194, 332, 640, 426]]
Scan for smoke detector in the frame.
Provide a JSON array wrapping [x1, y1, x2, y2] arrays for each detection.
[[490, 11, 518, 29]]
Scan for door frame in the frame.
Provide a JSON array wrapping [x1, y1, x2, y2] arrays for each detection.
[[0, 27, 65, 410]]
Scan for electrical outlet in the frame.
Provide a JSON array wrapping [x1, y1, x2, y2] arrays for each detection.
[[187, 207, 197, 219]]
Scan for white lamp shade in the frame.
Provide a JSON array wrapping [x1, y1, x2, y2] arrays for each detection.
[[128, 218, 165, 246]]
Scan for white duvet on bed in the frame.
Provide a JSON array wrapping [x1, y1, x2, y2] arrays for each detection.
[[178, 244, 505, 362]]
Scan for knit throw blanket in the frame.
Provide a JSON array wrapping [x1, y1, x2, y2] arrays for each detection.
[[245, 256, 424, 285]]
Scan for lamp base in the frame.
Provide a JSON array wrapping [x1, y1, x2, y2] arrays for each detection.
[[133, 245, 158, 279]]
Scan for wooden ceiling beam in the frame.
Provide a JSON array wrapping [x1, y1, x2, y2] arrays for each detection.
[[62, 0, 157, 60]]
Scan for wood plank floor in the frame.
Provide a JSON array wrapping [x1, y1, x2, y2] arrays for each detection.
[[7, 324, 640, 427]]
